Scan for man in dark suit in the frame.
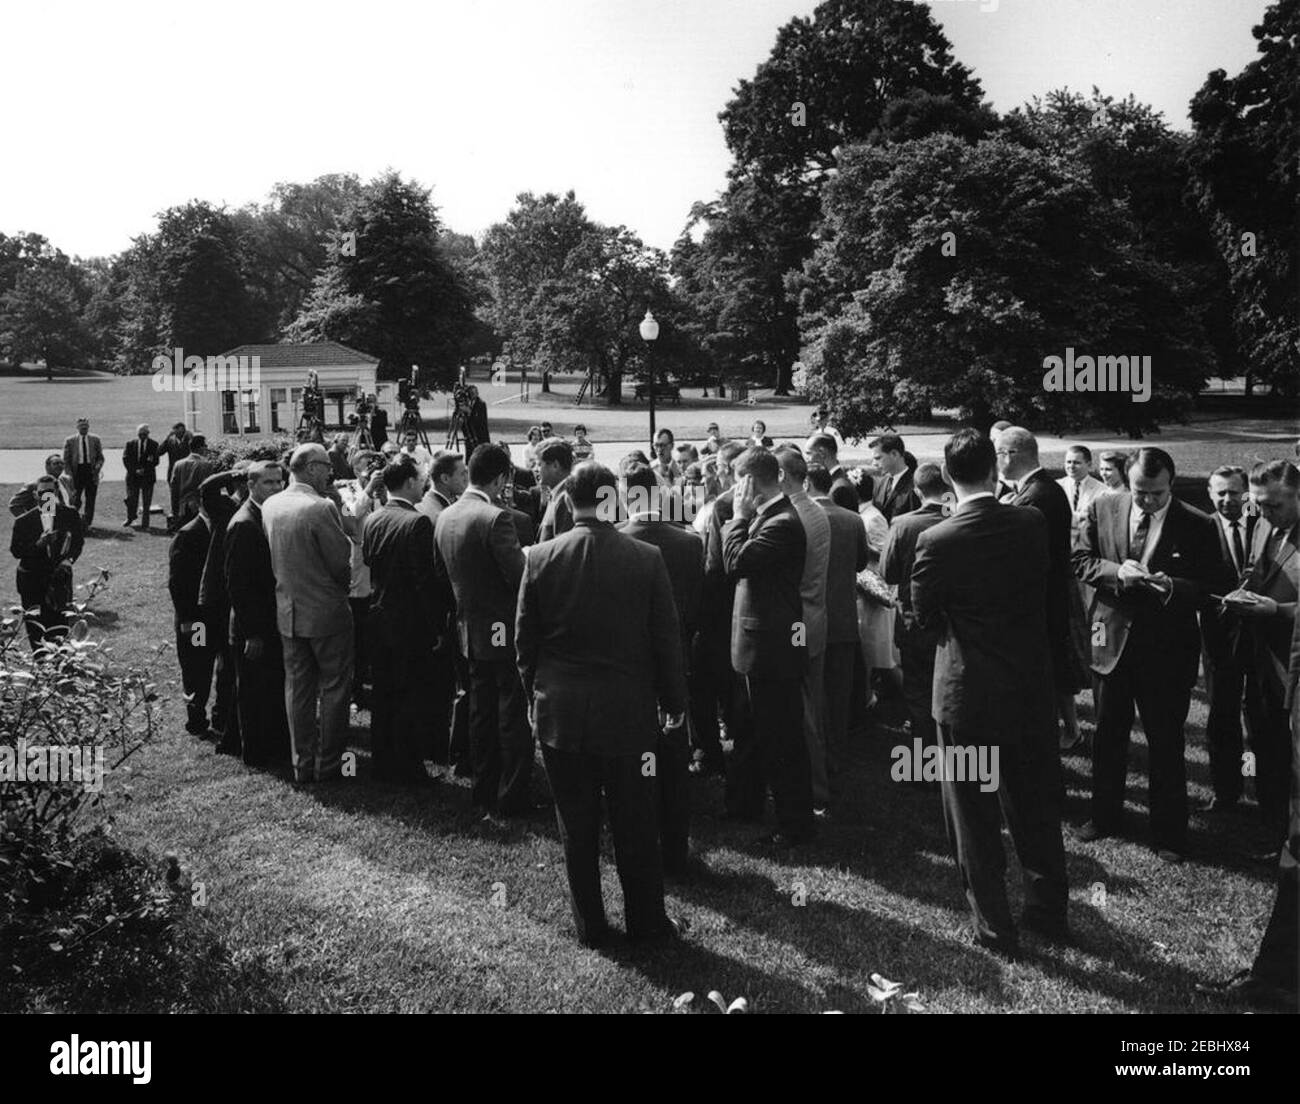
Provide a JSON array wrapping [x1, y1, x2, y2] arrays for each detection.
[[159, 423, 192, 530], [62, 417, 104, 529], [1226, 461, 1299, 842], [9, 455, 75, 516], [121, 424, 161, 529], [435, 444, 535, 817], [999, 427, 1086, 749], [417, 449, 468, 527], [620, 462, 704, 876], [198, 467, 249, 756], [169, 509, 215, 736], [1199, 466, 1256, 811], [10, 476, 84, 649], [722, 447, 813, 847], [464, 386, 490, 460], [881, 462, 950, 756], [517, 461, 686, 946], [869, 433, 919, 521], [363, 457, 447, 784], [806, 433, 858, 513], [536, 438, 576, 542], [808, 464, 869, 785], [224, 461, 290, 767], [911, 429, 1067, 956], [1073, 447, 1231, 861]]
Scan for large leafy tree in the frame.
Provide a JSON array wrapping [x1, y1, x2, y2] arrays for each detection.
[[288, 171, 476, 386], [1189, 0, 1299, 395], [798, 134, 1213, 437], [0, 257, 92, 379]]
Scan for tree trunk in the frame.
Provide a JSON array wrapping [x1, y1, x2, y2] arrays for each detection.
[[541, 370, 551, 394], [604, 355, 622, 407], [773, 356, 792, 396]]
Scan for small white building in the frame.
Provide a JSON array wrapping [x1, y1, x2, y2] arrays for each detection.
[[184, 341, 388, 439]]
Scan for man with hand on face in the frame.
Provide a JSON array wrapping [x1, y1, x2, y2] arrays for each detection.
[[11, 475, 84, 649], [1073, 448, 1229, 862], [224, 461, 290, 767]]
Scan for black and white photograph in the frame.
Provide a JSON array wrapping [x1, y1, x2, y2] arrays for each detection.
[[0, 0, 1296, 1060]]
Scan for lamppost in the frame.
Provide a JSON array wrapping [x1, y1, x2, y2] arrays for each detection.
[[639, 308, 659, 451]]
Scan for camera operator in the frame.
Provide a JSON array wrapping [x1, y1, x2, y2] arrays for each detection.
[[367, 392, 389, 449]]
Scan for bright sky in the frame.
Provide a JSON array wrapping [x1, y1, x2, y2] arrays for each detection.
[[0, 0, 1272, 259]]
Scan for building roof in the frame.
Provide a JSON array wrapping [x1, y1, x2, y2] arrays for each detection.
[[219, 342, 379, 368]]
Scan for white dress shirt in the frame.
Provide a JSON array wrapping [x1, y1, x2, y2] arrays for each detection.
[[1213, 510, 1247, 575]]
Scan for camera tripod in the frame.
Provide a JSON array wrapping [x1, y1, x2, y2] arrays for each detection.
[[296, 409, 324, 444], [350, 413, 374, 452], [401, 405, 431, 452]]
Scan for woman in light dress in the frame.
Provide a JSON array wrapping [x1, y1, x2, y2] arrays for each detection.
[[852, 472, 898, 710]]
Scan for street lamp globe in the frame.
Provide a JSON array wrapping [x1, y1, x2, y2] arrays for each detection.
[[639, 310, 659, 342]]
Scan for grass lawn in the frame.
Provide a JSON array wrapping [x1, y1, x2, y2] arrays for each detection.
[[0, 484, 1284, 1013]]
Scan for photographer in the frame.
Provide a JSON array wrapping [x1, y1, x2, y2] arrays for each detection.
[[367, 394, 389, 450]]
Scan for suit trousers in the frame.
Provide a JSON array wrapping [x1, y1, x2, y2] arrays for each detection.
[[802, 649, 829, 807], [210, 631, 240, 753], [1243, 670, 1292, 842], [658, 715, 691, 873], [726, 675, 813, 839], [71, 464, 97, 526], [369, 635, 434, 781], [1202, 647, 1247, 803], [937, 720, 1068, 948], [349, 597, 371, 706], [425, 649, 465, 764], [175, 621, 214, 732], [124, 474, 154, 525], [900, 638, 939, 751], [540, 743, 670, 944], [687, 633, 732, 767], [234, 637, 290, 767], [822, 642, 856, 782], [467, 657, 534, 814], [1092, 644, 1192, 852], [17, 567, 67, 649], [282, 630, 354, 782]]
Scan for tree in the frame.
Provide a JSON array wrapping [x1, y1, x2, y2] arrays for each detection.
[[797, 135, 1213, 438], [1189, 0, 1299, 395], [0, 259, 92, 379]]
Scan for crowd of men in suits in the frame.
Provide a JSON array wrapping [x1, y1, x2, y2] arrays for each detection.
[[7, 413, 1296, 1008]]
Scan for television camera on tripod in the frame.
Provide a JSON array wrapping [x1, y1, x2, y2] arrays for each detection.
[[396, 366, 431, 453], [296, 371, 326, 443]]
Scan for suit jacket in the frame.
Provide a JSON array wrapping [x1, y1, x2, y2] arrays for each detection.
[[698, 487, 737, 664], [1057, 473, 1106, 535], [1201, 511, 1258, 665], [11, 503, 84, 573], [171, 454, 216, 517], [434, 488, 525, 661], [1010, 470, 1074, 691], [722, 495, 807, 679], [261, 482, 353, 638], [63, 432, 104, 477], [787, 490, 830, 656], [9, 476, 74, 516], [1240, 519, 1300, 699], [827, 467, 858, 514], [813, 495, 870, 645], [537, 476, 575, 543], [516, 519, 686, 754], [619, 515, 705, 644], [873, 468, 919, 522], [198, 474, 244, 615], [416, 489, 451, 527], [911, 497, 1054, 732], [1072, 492, 1228, 684], [168, 515, 211, 625], [224, 498, 277, 643], [501, 500, 536, 548], [122, 436, 161, 480], [882, 501, 946, 647], [159, 433, 192, 479], [362, 498, 447, 661]]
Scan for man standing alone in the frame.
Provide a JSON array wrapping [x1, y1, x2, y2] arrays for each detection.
[[62, 417, 103, 530], [122, 424, 160, 529]]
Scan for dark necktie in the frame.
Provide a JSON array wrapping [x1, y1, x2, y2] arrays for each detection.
[[1130, 512, 1151, 563], [1229, 520, 1244, 574], [1071, 481, 1080, 510]]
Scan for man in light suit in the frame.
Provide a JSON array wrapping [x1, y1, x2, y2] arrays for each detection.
[[619, 462, 703, 877], [122, 424, 161, 529], [723, 447, 812, 847], [1057, 444, 1106, 538], [170, 436, 216, 529], [1073, 448, 1230, 861], [1199, 466, 1256, 811], [62, 417, 104, 529], [911, 429, 1067, 957], [517, 461, 686, 946], [224, 461, 290, 768], [417, 450, 468, 526], [434, 443, 535, 817], [776, 446, 832, 812], [881, 462, 950, 757], [11, 476, 84, 649], [1225, 461, 1300, 842], [261, 444, 355, 784], [869, 434, 919, 521], [809, 464, 870, 785]]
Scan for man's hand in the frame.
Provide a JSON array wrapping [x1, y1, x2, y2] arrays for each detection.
[[1223, 589, 1277, 618], [734, 475, 757, 521], [1117, 559, 1149, 589], [364, 470, 385, 496], [244, 636, 265, 660], [664, 712, 685, 730]]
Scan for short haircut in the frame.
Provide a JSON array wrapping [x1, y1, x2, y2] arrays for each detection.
[[620, 451, 650, 475], [573, 424, 587, 435], [752, 420, 767, 432], [1207, 464, 1246, 490], [999, 426, 1039, 461], [351, 449, 380, 473], [538, 437, 574, 470], [914, 462, 950, 499], [944, 429, 996, 485], [1100, 450, 1130, 471], [191, 435, 207, 450], [655, 428, 675, 444], [1131, 447, 1175, 482], [247, 459, 280, 483], [718, 441, 745, 465], [775, 445, 808, 483], [735, 447, 779, 484], [45, 453, 62, 466], [808, 432, 839, 457], [1065, 444, 1092, 463], [382, 457, 421, 491], [870, 433, 905, 456], [468, 443, 511, 485], [569, 461, 617, 508], [431, 450, 464, 484], [806, 463, 833, 494], [623, 462, 658, 495], [1248, 459, 1300, 489], [990, 420, 1012, 434], [684, 462, 705, 485]]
